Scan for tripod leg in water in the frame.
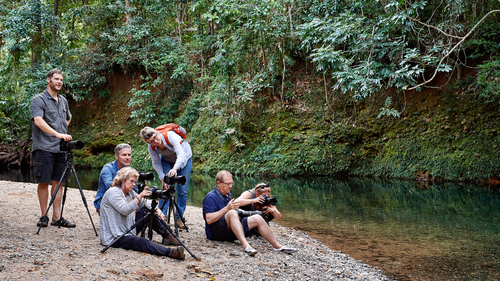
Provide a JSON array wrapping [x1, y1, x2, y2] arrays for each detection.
[[71, 166, 98, 236]]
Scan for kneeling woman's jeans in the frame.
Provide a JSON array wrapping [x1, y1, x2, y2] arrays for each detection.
[[159, 157, 192, 220], [112, 235, 171, 256]]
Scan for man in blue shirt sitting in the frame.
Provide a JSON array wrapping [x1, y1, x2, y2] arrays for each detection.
[[94, 143, 180, 245], [202, 170, 297, 256], [94, 143, 132, 212]]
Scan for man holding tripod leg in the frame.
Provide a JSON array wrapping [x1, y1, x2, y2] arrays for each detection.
[[31, 69, 75, 228]]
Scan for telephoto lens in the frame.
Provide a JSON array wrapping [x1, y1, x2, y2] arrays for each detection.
[[138, 172, 154, 182], [59, 140, 85, 151], [164, 175, 186, 185]]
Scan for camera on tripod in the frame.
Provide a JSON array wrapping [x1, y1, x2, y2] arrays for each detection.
[[137, 172, 154, 194], [164, 175, 186, 185], [136, 184, 173, 200], [145, 186, 173, 200], [60, 140, 85, 151], [149, 174, 186, 200], [135, 173, 184, 200], [138, 172, 154, 182]]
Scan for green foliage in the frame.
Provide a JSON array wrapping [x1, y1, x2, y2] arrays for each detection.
[[475, 57, 500, 102], [463, 17, 500, 59], [176, 93, 201, 129], [378, 97, 400, 118], [353, 132, 500, 181], [218, 128, 245, 152], [1, 0, 500, 181]]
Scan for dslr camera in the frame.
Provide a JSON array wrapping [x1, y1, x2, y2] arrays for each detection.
[[138, 172, 154, 182], [136, 172, 154, 194], [136, 173, 178, 200], [163, 175, 186, 185], [60, 140, 85, 151], [144, 186, 173, 200], [256, 195, 277, 223], [262, 194, 277, 206]]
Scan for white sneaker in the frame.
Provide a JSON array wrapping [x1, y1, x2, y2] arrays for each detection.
[[274, 246, 297, 254], [244, 246, 258, 256]]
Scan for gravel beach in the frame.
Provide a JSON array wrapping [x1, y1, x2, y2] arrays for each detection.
[[0, 180, 390, 280]]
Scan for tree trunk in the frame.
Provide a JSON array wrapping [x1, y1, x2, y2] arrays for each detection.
[[0, 137, 32, 169], [31, 0, 42, 66], [52, 0, 59, 40], [124, 0, 132, 42], [124, 0, 131, 24], [53, 0, 59, 17]]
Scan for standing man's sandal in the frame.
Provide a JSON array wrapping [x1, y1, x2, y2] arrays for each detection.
[[37, 216, 49, 227], [51, 217, 76, 228]]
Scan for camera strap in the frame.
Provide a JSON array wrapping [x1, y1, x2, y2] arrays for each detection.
[[214, 186, 230, 205]]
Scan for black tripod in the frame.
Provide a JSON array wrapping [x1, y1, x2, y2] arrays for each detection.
[[36, 151, 98, 236], [101, 198, 198, 260], [160, 184, 189, 236]]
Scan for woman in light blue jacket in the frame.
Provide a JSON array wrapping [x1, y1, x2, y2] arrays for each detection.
[[140, 125, 192, 229]]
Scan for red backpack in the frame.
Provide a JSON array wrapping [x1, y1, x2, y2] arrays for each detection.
[[151, 123, 187, 150]]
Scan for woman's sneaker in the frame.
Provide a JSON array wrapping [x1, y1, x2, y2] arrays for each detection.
[[244, 246, 258, 256], [274, 246, 297, 254]]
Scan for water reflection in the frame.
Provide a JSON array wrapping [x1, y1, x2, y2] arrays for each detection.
[[189, 174, 500, 280], [0, 168, 100, 191], [1, 168, 499, 279]]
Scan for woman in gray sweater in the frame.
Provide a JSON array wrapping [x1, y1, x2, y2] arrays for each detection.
[[99, 167, 184, 259]]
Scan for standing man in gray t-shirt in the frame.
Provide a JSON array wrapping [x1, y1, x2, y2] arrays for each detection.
[[31, 69, 76, 228]]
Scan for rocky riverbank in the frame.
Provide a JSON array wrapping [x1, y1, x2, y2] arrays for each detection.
[[0, 180, 389, 280]]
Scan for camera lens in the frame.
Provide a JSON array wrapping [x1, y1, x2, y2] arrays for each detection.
[[60, 140, 85, 151], [163, 175, 186, 185], [138, 172, 154, 182]]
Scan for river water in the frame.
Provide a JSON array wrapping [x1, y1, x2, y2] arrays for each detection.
[[1, 168, 499, 280]]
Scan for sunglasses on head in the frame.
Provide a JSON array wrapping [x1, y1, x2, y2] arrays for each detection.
[[256, 184, 269, 189]]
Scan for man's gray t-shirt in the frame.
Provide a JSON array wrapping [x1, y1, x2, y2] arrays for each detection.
[[31, 90, 72, 153]]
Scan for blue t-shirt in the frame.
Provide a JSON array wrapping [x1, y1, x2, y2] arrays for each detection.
[[202, 188, 232, 240]]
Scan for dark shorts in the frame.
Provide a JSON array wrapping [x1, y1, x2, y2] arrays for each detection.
[[33, 150, 69, 183], [209, 215, 253, 242]]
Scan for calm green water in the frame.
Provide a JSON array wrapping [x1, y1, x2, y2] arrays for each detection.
[[1, 168, 499, 279]]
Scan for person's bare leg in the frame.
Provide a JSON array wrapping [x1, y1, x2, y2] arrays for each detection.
[[51, 180, 63, 220], [37, 183, 49, 217], [247, 215, 282, 249], [225, 210, 250, 249]]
